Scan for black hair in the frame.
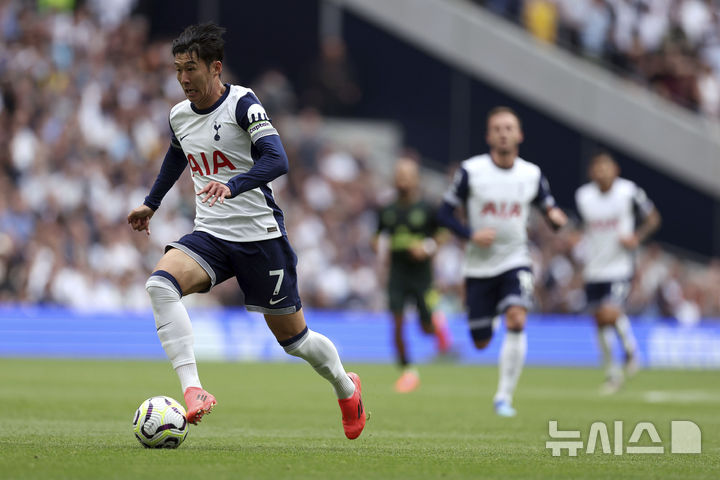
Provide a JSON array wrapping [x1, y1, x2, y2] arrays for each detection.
[[172, 23, 226, 65]]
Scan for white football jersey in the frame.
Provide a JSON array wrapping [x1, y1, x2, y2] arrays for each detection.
[[575, 178, 655, 282], [444, 154, 556, 278], [169, 84, 284, 242]]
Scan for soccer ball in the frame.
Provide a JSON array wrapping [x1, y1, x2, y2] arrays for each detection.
[[132, 396, 189, 448]]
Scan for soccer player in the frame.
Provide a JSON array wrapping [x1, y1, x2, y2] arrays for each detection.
[[373, 158, 451, 393], [126, 23, 365, 439], [438, 106, 567, 417], [575, 152, 660, 394]]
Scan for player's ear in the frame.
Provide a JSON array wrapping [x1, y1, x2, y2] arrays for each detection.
[[213, 60, 222, 76]]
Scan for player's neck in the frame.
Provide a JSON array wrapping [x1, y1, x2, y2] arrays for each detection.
[[490, 151, 516, 169], [597, 180, 614, 193], [397, 191, 417, 204], [194, 80, 226, 110]]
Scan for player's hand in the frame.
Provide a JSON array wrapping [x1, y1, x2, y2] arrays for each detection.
[[471, 228, 496, 247], [198, 181, 231, 207], [547, 207, 568, 229], [408, 243, 429, 261], [619, 234, 639, 250], [127, 205, 155, 236]]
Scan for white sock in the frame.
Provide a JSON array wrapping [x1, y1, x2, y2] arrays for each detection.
[[614, 314, 637, 356], [494, 330, 527, 404], [598, 325, 620, 380], [146, 274, 201, 392], [283, 328, 356, 399], [176, 364, 202, 392]]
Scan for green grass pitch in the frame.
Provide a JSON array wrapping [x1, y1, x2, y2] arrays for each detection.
[[0, 359, 717, 479]]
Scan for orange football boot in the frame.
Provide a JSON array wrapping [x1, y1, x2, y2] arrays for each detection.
[[394, 369, 420, 393], [338, 372, 366, 439], [183, 387, 217, 425]]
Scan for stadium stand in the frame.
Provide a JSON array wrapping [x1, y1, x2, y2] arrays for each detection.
[[477, 0, 720, 119], [0, 1, 718, 323]]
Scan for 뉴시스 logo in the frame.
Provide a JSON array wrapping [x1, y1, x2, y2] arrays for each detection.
[[546, 420, 701, 456]]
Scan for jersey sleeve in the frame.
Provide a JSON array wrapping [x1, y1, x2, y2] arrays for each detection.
[[375, 207, 387, 235], [235, 92, 278, 144], [438, 167, 472, 240], [632, 184, 655, 219], [442, 167, 469, 207], [574, 189, 586, 225], [531, 173, 557, 210]]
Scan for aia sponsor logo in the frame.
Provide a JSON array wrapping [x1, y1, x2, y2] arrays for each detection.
[[481, 201, 522, 218], [187, 150, 237, 176], [589, 218, 619, 230]]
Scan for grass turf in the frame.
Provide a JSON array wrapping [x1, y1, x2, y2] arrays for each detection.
[[0, 359, 717, 479]]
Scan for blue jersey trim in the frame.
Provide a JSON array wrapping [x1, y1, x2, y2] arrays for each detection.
[[260, 184, 287, 236], [278, 326, 309, 348], [150, 270, 183, 296]]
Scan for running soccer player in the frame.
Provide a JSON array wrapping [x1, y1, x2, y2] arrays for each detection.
[[575, 152, 660, 394], [373, 158, 451, 393], [438, 106, 567, 417], [126, 23, 365, 439]]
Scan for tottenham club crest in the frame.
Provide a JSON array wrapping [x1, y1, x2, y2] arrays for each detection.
[[213, 122, 221, 141]]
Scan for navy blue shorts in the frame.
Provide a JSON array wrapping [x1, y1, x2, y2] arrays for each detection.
[[167, 231, 302, 315], [585, 279, 631, 310], [465, 267, 534, 341]]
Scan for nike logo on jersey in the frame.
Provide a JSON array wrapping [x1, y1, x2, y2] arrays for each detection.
[[180, 134, 189, 141], [268, 296, 288, 306]]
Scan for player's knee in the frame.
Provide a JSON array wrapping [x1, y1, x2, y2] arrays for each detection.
[[145, 271, 183, 301], [504, 306, 527, 331], [595, 306, 619, 326]]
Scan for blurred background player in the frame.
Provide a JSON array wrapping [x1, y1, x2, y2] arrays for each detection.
[[373, 158, 451, 393], [126, 23, 365, 439], [574, 152, 661, 394], [438, 106, 567, 416]]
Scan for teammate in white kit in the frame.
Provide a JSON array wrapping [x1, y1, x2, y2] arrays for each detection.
[[126, 23, 365, 439], [575, 152, 660, 394], [438, 107, 567, 417]]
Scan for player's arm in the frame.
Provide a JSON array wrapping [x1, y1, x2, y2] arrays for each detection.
[[437, 167, 473, 240], [620, 186, 661, 249], [197, 93, 288, 207], [532, 174, 567, 230], [371, 207, 386, 254], [408, 204, 441, 261], [127, 133, 187, 235]]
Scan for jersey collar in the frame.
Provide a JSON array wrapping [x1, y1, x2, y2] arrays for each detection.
[[190, 83, 231, 114]]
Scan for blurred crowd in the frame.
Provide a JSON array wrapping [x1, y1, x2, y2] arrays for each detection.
[[0, 2, 718, 322], [478, 0, 720, 118]]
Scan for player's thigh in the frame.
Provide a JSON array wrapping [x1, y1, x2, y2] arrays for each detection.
[[386, 272, 407, 315], [586, 280, 628, 325], [409, 283, 434, 329], [497, 267, 533, 329], [465, 277, 500, 345], [233, 236, 302, 316], [153, 248, 212, 295]]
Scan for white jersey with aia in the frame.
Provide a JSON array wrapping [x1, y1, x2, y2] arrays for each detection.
[[169, 84, 283, 242], [575, 178, 655, 282], [444, 154, 556, 278]]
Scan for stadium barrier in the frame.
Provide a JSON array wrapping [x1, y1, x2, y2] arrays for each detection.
[[1, 306, 719, 368]]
